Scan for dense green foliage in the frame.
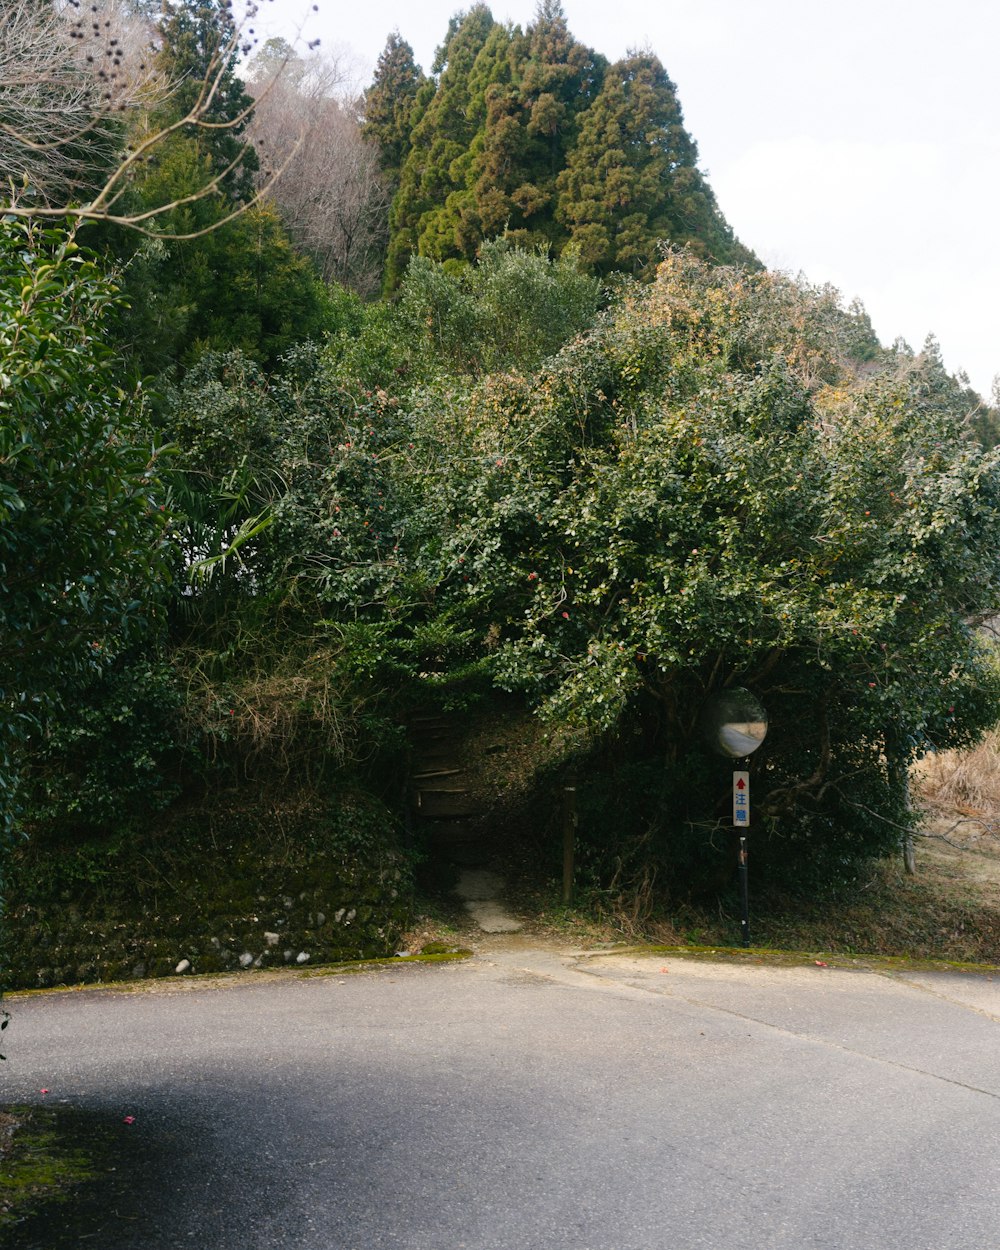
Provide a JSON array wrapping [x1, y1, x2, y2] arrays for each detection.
[[363, 32, 427, 188], [97, 2, 334, 380], [378, 1, 752, 289], [0, 219, 167, 849], [555, 53, 745, 275], [299, 251, 1000, 895], [3, 0, 999, 951], [113, 195, 334, 376], [153, 0, 259, 201], [458, 256, 1000, 889]]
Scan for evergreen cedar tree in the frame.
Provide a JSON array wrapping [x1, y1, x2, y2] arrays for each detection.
[[372, 1, 755, 290], [152, 0, 259, 201], [361, 31, 426, 186]]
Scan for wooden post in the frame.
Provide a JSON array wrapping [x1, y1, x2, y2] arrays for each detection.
[[896, 756, 917, 875], [562, 784, 577, 905]]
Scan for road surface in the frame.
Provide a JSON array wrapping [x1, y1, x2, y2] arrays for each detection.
[[3, 941, 1000, 1249]]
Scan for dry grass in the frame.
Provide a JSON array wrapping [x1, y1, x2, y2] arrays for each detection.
[[916, 726, 1000, 818], [177, 643, 359, 773], [913, 730, 1000, 904]]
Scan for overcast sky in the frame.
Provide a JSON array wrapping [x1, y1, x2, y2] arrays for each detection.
[[258, 0, 999, 399]]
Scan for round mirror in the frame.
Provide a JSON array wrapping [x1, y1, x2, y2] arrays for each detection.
[[699, 688, 768, 759]]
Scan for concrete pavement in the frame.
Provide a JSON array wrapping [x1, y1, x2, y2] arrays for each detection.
[[3, 944, 999, 1249]]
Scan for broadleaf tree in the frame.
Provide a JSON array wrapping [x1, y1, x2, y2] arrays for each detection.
[[393, 252, 1000, 893], [0, 219, 168, 863]]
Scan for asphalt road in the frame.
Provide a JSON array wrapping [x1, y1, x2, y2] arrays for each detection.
[[3, 942, 1000, 1250]]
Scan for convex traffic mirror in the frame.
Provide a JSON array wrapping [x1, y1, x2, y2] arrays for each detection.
[[699, 687, 768, 759]]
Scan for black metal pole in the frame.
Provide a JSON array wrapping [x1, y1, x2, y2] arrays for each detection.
[[738, 835, 750, 947], [562, 784, 577, 906]]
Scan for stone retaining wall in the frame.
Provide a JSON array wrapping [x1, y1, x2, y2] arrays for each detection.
[[2, 790, 413, 991]]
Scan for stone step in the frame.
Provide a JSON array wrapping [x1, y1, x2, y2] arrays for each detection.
[[412, 754, 461, 770], [414, 791, 482, 819]]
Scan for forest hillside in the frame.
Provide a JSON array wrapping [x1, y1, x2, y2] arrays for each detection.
[[2, 0, 999, 987]]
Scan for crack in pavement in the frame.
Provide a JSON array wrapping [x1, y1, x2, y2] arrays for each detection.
[[481, 946, 1000, 1103], [884, 971, 1000, 1024]]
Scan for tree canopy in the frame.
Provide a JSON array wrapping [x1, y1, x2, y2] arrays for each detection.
[[376, 3, 753, 289], [2, 0, 999, 941], [0, 220, 168, 844]]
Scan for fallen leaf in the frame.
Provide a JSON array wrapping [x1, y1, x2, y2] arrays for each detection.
[[814, 960, 829, 967]]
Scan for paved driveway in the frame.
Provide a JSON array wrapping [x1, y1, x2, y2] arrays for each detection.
[[3, 943, 1000, 1249]]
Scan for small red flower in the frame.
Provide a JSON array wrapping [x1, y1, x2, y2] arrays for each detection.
[[123, 1116, 136, 1125], [561, 611, 570, 619]]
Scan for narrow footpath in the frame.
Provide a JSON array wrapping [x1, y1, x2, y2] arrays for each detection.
[[408, 711, 523, 934]]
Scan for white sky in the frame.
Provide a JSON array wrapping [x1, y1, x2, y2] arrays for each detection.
[[259, 0, 999, 399]]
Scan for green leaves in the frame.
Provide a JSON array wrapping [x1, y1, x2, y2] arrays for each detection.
[[399, 239, 601, 375], [406, 251, 1000, 879], [0, 219, 168, 842]]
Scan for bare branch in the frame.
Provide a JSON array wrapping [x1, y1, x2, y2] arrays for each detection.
[[1, 1, 323, 240], [246, 47, 390, 292], [1, 0, 163, 202]]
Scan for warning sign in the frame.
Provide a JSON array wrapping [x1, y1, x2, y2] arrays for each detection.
[[733, 771, 750, 828]]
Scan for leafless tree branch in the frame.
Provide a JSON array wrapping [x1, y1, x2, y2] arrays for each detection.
[[1, 0, 321, 240], [246, 46, 390, 292], [1, 0, 163, 201]]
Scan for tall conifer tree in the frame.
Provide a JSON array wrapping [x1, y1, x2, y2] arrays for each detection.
[[153, 0, 258, 200], [379, 9, 753, 287], [385, 4, 496, 287], [556, 51, 746, 276], [362, 32, 426, 190], [487, 1, 606, 247]]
